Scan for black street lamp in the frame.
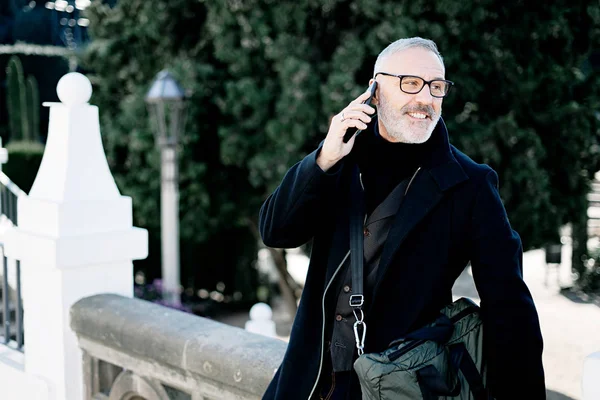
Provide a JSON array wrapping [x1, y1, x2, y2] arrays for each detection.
[[145, 70, 187, 306]]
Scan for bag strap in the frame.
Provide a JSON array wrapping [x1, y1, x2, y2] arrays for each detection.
[[349, 165, 366, 355], [397, 313, 454, 344], [417, 364, 460, 400], [417, 343, 492, 400], [450, 343, 491, 400]]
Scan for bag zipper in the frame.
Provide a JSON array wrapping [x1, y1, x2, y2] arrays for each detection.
[[387, 305, 480, 361], [388, 338, 426, 361]]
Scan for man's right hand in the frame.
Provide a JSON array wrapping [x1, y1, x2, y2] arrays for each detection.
[[317, 90, 376, 172]]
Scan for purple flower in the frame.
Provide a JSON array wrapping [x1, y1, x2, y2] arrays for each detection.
[[153, 299, 192, 313], [152, 279, 163, 292]]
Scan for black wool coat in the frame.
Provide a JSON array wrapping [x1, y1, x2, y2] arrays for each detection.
[[259, 118, 545, 400]]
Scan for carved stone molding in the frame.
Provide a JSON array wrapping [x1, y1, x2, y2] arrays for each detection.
[[108, 370, 170, 400]]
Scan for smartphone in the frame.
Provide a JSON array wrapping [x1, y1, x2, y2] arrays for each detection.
[[342, 81, 377, 143]]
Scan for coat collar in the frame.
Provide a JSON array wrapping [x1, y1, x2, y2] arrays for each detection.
[[351, 115, 469, 193], [350, 116, 467, 190], [423, 117, 470, 191]]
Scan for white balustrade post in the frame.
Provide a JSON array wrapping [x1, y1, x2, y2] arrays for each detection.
[[583, 351, 600, 400], [0, 137, 7, 218], [245, 302, 277, 338], [0, 137, 8, 172], [3, 72, 148, 400]]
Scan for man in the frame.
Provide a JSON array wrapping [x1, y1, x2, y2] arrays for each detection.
[[259, 37, 545, 399]]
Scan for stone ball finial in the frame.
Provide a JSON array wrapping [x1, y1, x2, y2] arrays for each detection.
[[249, 303, 273, 321], [57, 72, 92, 105]]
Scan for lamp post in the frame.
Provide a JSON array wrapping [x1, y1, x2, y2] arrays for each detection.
[[145, 70, 186, 306]]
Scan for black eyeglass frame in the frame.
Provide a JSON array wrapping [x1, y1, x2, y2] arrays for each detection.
[[374, 72, 454, 98]]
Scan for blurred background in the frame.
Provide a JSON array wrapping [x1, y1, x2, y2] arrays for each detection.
[[1, 1, 599, 398]]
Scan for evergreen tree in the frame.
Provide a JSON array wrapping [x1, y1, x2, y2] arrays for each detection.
[[82, 0, 262, 306], [83, 0, 600, 305]]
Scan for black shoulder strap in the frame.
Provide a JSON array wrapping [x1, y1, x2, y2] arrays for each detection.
[[349, 164, 365, 307]]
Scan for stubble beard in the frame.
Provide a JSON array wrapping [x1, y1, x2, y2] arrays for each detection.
[[377, 95, 441, 144]]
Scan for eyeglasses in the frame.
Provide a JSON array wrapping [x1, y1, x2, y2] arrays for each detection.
[[375, 72, 454, 98]]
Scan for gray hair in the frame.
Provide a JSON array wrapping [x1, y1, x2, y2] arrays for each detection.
[[373, 37, 444, 76]]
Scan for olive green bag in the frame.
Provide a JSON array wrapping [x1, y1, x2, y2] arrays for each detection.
[[347, 168, 492, 400], [352, 298, 492, 400]]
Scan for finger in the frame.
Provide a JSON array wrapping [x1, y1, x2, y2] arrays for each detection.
[[348, 103, 376, 115], [341, 111, 372, 124], [349, 90, 373, 105], [341, 118, 368, 131]]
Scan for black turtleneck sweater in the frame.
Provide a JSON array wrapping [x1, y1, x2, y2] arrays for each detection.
[[353, 120, 436, 216]]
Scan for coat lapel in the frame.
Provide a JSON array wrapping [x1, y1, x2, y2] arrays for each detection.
[[375, 169, 443, 284], [371, 159, 469, 304], [365, 179, 409, 227]]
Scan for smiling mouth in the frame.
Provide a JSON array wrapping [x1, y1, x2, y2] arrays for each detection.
[[406, 112, 430, 120]]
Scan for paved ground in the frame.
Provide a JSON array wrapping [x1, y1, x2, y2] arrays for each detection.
[[452, 244, 600, 400], [217, 242, 600, 399]]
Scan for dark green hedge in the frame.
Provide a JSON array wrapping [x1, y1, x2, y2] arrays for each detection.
[[4, 140, 44, 194]]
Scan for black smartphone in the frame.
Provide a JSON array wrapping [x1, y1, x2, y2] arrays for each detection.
[[342, 81, 377, 143]]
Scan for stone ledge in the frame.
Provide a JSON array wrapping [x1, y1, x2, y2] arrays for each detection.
[[70, 294, 286, 397]]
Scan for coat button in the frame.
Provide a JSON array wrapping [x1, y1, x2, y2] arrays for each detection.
[[336, 314, 343, 321], [364, 228, 371, 237], [343, 285, 351, 293]]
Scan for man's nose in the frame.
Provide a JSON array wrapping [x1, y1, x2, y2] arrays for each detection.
[[414, 84, 434, 104]]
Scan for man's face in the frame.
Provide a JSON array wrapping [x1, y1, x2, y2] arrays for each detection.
[[371, 47, 445, 144]]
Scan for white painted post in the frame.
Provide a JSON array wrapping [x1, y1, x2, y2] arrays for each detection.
[[245, 302, 277, 338], [583, 351, 600, 400], [3, 72, 148, 400], [160, 145, 181, 306], [0, 137, 8, 172], [0, 136, 8, 231]]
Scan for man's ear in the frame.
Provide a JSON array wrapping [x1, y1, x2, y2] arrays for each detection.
[[369, 78, 379, 106]]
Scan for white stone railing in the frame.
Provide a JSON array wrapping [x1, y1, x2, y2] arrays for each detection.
[[70, 293, 285, 400], [0, 169, 25, 352], [0, 171, 24, 225]]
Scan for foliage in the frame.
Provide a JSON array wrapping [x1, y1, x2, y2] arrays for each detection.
[[4, 140, 44, 193], [0, 1, 80, 147], [206, 0, 600, 250], [134, 278, 194, 314], [82, 0, 600, 299], [576, 245, 600, 295], [0, 54, 69, 145], [5, 56, 23, 141], [26, 75, 39, 139], [81, 0, 260, 303], [6, 55, 40, 142]]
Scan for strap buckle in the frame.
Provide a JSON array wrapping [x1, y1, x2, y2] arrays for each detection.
[[349, 294, 364, 308], [353, 308, 367, 356]]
